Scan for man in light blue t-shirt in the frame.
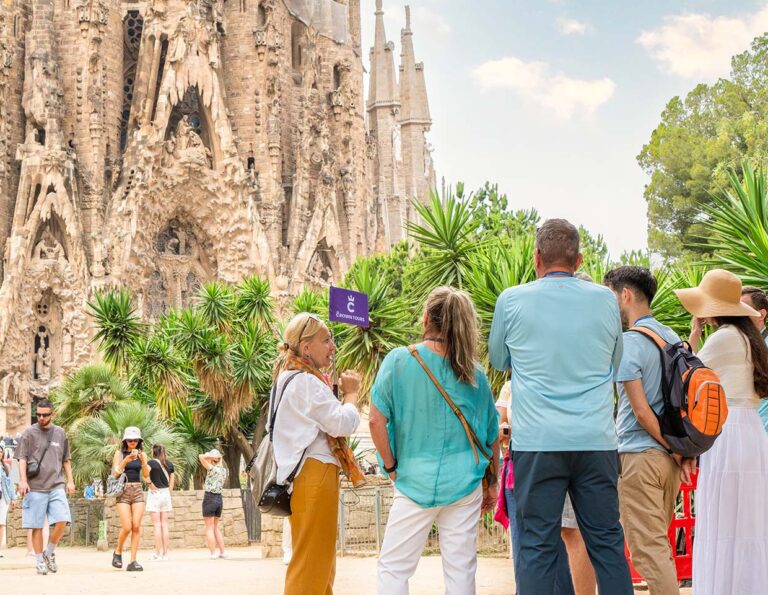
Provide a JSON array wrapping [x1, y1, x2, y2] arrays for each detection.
[[605, 266, 683, 594], [489, 219, 632, 595], [740, 286, 768, 432]]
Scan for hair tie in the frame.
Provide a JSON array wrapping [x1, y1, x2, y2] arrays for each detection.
[[283, 342, 290, 350]]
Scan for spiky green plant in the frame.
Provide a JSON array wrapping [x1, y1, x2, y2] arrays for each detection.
[[703, 161, 768, 286], [406, 191, 483, 294], [87, 289, 144, 374]]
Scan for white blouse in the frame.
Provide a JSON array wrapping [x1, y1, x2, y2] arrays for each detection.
[[271, 370, 360, 484], [698, 325, 761, 410]]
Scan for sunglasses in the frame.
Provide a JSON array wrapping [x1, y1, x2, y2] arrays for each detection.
[[126, 439, 139, 443], [298, 313, 324, 340], [37, 412, 52, 419]]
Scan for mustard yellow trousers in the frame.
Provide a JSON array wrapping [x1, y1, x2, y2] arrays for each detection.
[[285, 459, 340, 595]]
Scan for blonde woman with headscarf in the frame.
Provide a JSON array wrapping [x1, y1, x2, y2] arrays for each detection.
[[271, 312, 362, 595]]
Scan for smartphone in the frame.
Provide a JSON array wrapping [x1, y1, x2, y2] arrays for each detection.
[[502, 427, 510, 437], [131, 448, 138, 457]]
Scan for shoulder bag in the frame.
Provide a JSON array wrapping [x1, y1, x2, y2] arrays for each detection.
[[106, 453, 127, 498], [26, 434, 52, 480], [407, 345, 498, 488], [247, 372, 304, 517]]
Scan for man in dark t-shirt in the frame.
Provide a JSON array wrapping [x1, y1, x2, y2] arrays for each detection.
[[15, 399, 75, 575]]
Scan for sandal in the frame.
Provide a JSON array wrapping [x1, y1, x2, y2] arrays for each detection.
[[127, 561, 143, 572], [112, 552, 122, 569]]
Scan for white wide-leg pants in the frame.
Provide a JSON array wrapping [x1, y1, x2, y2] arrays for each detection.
[[377, 484, 483, 595]]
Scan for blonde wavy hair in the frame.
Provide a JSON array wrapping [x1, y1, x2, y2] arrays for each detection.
[[272, 312, 328, 380], [424, 287, 480, 385]]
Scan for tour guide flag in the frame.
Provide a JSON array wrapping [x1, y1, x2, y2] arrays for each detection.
[[329, 286, 369, 328]]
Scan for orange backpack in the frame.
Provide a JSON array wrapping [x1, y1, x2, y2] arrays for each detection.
[[630, 326, 728, 457]]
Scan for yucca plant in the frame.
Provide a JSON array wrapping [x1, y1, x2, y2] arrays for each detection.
[[51, 364, 132, 429], [406, 190, 484, 295], [128, 333, 190, 419], [703, 161, 768, 286], [87, 289, 144, 374]]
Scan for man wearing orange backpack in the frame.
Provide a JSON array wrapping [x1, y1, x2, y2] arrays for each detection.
[[604, 266, 695, 595]]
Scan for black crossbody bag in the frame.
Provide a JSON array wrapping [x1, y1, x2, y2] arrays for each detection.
[[26, 436, 53, 480]]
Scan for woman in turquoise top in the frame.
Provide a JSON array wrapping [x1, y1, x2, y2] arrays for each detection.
[[370, 286, 499, 595]]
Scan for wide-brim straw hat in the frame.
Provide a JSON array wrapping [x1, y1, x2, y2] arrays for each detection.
[[675, 269, 761, 318]]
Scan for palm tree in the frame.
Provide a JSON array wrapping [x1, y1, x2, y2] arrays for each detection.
[[703, 161, 768, 286], [69, 401, 197, 487], [51, 364, 132, 429]]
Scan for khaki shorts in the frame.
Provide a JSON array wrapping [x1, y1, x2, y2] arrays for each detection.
[[117, 483, 145, 505]]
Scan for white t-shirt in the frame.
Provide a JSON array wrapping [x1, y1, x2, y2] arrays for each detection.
[[698, 325, 761, 409], [271, 371, 360, 484]]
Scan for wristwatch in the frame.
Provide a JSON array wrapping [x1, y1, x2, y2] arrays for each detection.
[[383, 459, 398, 474]]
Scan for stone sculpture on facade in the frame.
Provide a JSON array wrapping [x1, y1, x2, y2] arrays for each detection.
[[0, 0, 434, 435]]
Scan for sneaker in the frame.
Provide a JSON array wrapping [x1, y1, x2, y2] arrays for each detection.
[[218, 552, 227, 559], [150, 553, 162, 561], [126, 561, 143, 572], [209, 553, 219, 560], [111, 552, 122, 569], [35, 560, 48, 575], [43, 552, 57, 573]]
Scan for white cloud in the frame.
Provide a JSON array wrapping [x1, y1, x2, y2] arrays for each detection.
[[557, 17, 591, 36], [638, 6, 768, 79], [472, 56, 616, 119]]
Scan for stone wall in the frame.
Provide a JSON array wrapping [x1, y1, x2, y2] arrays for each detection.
[[2, 489, 248, 550]]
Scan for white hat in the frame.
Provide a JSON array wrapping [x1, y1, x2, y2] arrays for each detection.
[[122, 426, 142, 441], [204, 448, 222, 459]]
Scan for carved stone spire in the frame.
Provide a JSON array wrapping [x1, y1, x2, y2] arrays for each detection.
[[398, 5, 434, 208], [367, 0, 399, 110]]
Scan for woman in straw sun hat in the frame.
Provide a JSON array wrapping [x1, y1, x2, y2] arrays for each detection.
[[675, 269, 768, 595]]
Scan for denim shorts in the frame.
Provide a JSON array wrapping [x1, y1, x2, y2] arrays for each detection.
[[202, 492, 223, 517], [21, 488, 71, 529]]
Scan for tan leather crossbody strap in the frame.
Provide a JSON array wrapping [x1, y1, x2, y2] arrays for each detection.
[[407, 345, 491, 465]]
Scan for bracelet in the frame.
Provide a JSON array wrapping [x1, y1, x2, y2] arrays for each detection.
[[383, 459, 398, 474]]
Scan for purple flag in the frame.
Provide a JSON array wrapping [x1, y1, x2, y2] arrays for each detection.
[[329, 286, 369, 328]]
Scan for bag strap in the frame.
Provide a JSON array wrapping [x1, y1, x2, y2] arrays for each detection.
[[34, 431, 53, 467], [407, 345, 491, 465], [285, 448, 307, 484], [267, 371, 302, 441]]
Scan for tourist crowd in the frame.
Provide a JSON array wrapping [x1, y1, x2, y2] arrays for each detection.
[[3, 218, 768, 595]]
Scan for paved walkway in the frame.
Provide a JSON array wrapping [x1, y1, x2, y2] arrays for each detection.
[[0, 546, 691, 594]]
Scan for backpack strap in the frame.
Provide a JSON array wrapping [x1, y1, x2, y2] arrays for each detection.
[[628, 326, 668, 349], [407, 345, 491, 465]]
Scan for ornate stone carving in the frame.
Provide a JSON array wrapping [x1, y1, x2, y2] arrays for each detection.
[[33, 230, 65, 262]]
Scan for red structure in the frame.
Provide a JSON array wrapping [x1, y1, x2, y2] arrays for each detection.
[[626, 471, 698, 584]]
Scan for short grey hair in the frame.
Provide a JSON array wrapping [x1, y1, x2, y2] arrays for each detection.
[[536, 219, 580, 268]]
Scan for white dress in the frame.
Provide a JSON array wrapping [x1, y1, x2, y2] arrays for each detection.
[[693, 325, 768, 595]]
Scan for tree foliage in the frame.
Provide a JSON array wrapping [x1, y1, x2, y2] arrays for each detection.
[[639, 34, 768, 258]]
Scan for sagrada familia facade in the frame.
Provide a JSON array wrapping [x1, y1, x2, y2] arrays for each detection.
[[0, 0, 434, 435]]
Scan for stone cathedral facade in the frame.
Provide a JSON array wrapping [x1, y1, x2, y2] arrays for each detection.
[[0, 0, 433, 435]]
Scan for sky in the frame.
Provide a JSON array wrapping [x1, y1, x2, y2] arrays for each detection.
[[359, 0, 768, 258]]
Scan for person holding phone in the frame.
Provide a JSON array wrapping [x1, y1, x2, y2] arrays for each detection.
[[111, 427, 150, 571]]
